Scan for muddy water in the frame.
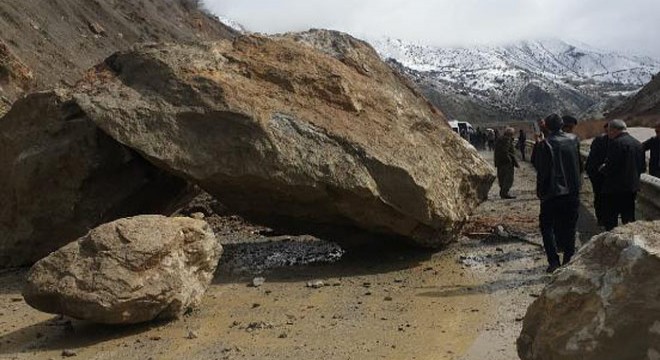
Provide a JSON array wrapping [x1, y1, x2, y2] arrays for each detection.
[[0, 154, 558, 360]]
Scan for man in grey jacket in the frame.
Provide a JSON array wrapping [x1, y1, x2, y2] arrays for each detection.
[[533, 114, 581, 273]]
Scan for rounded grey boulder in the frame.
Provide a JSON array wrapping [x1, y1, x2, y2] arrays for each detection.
[[517, 221, 660, 360], [23, 215, 222, 324]]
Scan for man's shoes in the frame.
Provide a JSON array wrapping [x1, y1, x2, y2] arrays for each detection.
[[546, 264, 560, 274], [501, 194, 517, 199]]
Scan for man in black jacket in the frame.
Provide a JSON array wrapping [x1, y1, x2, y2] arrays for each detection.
[[585, 123, 609, 225], [599, 119, 646, 230], [642, 121, 660, 178], [533, 114, 582, 273]]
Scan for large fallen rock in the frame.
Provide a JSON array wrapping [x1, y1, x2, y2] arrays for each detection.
[[23, 215, 221, 324], [0, 91, 192, 268], [67, 30, 494, 246], [517, 221, 660, 360]]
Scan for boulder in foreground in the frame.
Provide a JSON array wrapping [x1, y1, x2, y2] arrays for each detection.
[[23, 215, 221, 324], [517, 221, 660, 360], [70, 30, 494, 246]]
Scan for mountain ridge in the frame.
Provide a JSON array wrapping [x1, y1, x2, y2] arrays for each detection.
[[368, 37, 660, 123]]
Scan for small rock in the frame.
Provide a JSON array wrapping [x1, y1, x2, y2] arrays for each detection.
[[190, 212, 205, 220], [252, 303, 261, 309], [149, 336, 162, 341], [186, 331, 198, 339], [278, 332, 288, 339], [252, 277, 266, 287], [384, 296, 393, 301], [61, 349, 77, 357], [306, 280, 324, 289], [246, 321, 273, 332], [87, 21, 106, 36], [11, 297, 22, 302]]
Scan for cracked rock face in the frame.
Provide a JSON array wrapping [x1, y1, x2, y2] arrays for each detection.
[[517, 221, 660, 360], [70, 30, 494, 246], [23, 215, 222, 325]]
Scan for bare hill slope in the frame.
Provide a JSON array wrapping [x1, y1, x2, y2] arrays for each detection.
[[608, 72, 660, 123], [0, 0, 236, 114]]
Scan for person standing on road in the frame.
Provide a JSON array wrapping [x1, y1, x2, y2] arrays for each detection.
[[533, 114, 581, 273], [494, 127, 519, 199], [642, 121, 660, 178], [486, 129, 495, 151], [518, 129, 527, 161], [585, 122, 609, 226], [599, 119, 646, 230]]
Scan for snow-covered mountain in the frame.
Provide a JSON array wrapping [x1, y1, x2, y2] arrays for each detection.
[[370, 38, 660, 123]]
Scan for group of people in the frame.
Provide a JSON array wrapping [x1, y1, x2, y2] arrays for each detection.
[[492, 115, 659, 273], [469, 127, 498, 151], [586, 120, 660, 229]]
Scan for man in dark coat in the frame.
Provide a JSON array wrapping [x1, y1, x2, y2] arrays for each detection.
[[494, 127, 519, 199], [599, 119, 646, 230], [518, 129, 527, 161], [642, 121, 660, 178], [533, 114, 582, 273], [585, 122, 609, 225], [562, 115, 578, 134]]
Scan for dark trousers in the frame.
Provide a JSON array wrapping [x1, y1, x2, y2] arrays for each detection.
[[602, 192, 637, 231], [497, 165, 514, 197], [540, 195, 579, 267], [519, 147, 526, 161], [589, 177, 605, 225]]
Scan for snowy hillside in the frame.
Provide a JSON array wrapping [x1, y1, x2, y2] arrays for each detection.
[[370, 38, 660, 122], [371, 38, 660, 88]]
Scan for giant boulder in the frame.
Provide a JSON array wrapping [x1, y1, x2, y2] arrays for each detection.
[[0, 90, 191, 268], [69, 30, 494, 246], [23, 215, 222, 324], [517, 221, 660, 360]]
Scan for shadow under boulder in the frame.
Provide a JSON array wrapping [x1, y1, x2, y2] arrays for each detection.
[[0, 90, 192, 268]]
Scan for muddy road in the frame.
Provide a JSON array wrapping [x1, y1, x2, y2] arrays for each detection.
[[0, 152, 600, 360]]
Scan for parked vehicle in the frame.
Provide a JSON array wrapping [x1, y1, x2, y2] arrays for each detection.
[[448, 120, 474, 140]]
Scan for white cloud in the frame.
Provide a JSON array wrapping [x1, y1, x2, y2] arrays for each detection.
[[203, 0, 660, 58]]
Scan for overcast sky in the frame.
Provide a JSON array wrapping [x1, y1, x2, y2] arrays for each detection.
[[203, 0, 660, 58]]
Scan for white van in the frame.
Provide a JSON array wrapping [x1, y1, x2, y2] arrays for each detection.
[[448, 120, 474, 140]]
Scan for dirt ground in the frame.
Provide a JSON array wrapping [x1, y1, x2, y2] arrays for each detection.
[[0, 151, 601, 360]]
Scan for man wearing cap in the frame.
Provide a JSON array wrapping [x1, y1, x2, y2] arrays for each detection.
[[642, 121, 660, 178], [599, 119, 646, 230], [585, 122, 609, 225], [533, 114, 582, 273], [562, 115, 578, 134]]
